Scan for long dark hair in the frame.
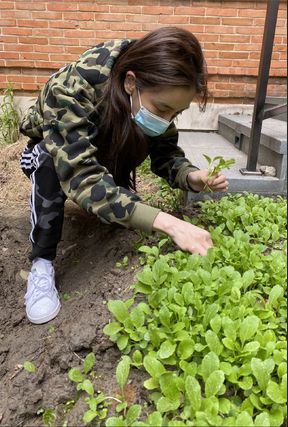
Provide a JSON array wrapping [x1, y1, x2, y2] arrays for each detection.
[[97, 26, 208, 190]]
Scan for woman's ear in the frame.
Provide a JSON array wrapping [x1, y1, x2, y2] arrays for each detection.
[[124, 71, 136, 95]]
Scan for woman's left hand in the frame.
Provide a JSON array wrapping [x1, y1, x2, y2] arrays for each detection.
[[187, 169, 229, 193]]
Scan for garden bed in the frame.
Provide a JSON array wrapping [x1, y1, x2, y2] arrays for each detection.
[[0, 139, 286, 426]]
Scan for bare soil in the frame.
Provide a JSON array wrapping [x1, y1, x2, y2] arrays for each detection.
[[0, 137, 158, 426]]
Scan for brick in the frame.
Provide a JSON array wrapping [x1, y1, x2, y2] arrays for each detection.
[[32, 11, 62, 20], [237, 43, 262, 51], [128, 0, 159, 4], [36, 76, 50, 84], [78, 4, 109, 12], [63, 29, 95, 38], [0, 81, 21, 89], [77, 21, 110, 30], [110, 22, 140, 31], [33, 29, 64, 37], [5, 60, 35, 67], [0, 2, 14, 9], [220, 51, 249, 59], [49, 54, 77, 62], [220, 34, 250, 43], [142, 6, 174, 14], [196, 33, 220, 42], [22, 83, 40, 90], [0, 35, 18, 43], [11, 75, 36, 83], [97, 12, 127, 22], [159, 15, 189, 24], [182, 24, 204, 33], [63, 12, 95, 21], [19, 36, 48, 45], [7, 44, 34, 52], [0, 19, 16, 26], [275, 27, 287, 36], [35, 45, 64, 53], [253, 18, 265, 26], [204, 50, 219, 58], [270, 69, 287, 77], [126, 14, 157, 23], [141, 23, 163, 32], [222, 17, 254, 26], [122, 31, 144, 39], [50, 37, 80, 46], [235, 26, 263, 35], [17, 19, 49, 28], [208, 59, 233, 67], [35, 61, 62, 69], [238, 8, 266, 17], [271, 60, 287, 69], [20, 52, 49, 60], [232, 59, 259, 68], [205, 8, 237, 17], [204, 43, 234, 51], [1, 10, 31, 18], [15, 2, 46, 10], [174, 6, 205, 15], [110, 5, 142, 14], [189, 16, 220, 25], [67, 46, 88, 54], [49, 21, 78, 29], [3, 27, 32, 36], [47, 3, 79, 11], [1, 52, 19, 59], [205, 25, 235, 34]]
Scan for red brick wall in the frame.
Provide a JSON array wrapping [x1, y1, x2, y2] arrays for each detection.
[[0, 0, 287, 102]]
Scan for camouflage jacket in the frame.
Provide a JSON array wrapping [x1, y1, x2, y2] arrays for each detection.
[[20, 39, 198, 233]]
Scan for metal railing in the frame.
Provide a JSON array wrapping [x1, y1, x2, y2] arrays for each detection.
[[240, 0, 287, 175]]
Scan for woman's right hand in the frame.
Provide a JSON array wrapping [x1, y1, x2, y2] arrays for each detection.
[[152, 211, 213, 256]]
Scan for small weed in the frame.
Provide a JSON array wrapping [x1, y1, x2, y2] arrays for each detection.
[[116, 256, 129, 269], [37, 408, 56, 427], [23, 361, 36, 373], [48, 325, 56, 334], [0, 83, 20, 145], [60, 292, 70, 301]]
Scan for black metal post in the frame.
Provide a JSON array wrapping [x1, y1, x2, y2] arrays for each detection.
[[245, 0, 280, 172]]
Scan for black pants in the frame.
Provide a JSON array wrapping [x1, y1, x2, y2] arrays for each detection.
[[20, 141, 67, 261]]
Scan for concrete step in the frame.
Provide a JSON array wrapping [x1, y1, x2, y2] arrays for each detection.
[[178, 131, 286, 199], [218, 115, 287, 182]]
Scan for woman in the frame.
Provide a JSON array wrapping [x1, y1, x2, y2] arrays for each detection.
[[20, 27, 228, 324]]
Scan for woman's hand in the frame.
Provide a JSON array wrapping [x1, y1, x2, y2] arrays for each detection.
[[187, 169, 229, 193], [153, 212, 213, 256]]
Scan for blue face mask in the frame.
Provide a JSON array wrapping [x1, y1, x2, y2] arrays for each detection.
[[131, 90, 171, 137]]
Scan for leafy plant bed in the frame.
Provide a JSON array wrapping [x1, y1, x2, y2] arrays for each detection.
[[102, 193, 287, 426]]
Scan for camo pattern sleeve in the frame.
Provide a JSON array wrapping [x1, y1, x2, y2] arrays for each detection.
[[148, 123, 199, 191], [32, 40, 161, 233]]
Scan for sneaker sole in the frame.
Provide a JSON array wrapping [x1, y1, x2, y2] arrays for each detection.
[[26, 301, 61, 325]]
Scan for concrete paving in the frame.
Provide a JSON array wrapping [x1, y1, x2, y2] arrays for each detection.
[[178, 131, 286, 199]]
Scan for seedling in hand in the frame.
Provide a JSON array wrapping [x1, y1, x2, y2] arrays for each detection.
[[203, 154, 235, 192]]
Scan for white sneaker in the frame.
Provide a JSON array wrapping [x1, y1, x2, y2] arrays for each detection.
[[24, 259, 61, 324]]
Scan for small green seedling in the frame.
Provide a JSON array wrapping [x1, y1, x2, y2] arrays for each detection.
[[116, 256, 129, 269], [203, 154, 235, 191], [23, 361, 36, 373], [36, 408, 56, 427]]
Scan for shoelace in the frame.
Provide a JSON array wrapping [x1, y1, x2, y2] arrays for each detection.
[[25, 271, 55, 305]]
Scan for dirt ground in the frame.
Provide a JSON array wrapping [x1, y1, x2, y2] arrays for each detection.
[[0, 137, 168, 426]]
